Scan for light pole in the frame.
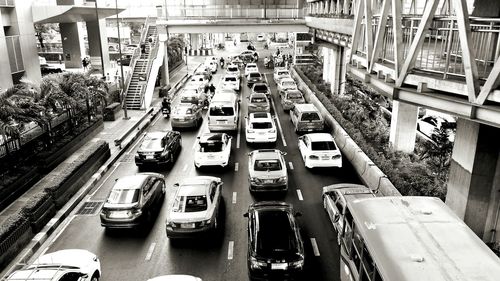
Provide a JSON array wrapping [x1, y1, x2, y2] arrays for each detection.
[[115, 0, 128, 119]]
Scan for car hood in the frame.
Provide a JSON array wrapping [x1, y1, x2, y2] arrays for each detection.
[[30, 249, 95, 269], [167, 210, 210, 222]]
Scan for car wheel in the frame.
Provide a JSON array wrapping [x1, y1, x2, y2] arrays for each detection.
[[91, 273, 99, 281], [169, 153, 174, 164]]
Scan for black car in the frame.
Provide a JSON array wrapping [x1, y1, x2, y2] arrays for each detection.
[[247, 72, 264, 87], [40, 64, 63, 76], [244, 201, 304, 281], [251, 82, 271, 98], [100, 173, 165, 229], [135, 131, 182, 167]]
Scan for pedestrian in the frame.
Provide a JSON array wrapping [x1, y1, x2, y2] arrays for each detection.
[[209, 83, 216, 96], [82, 57, 89, 71], [140, 43, 146, 54]]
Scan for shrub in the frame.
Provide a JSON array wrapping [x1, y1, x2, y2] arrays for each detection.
[[22, 190, 52, 216], [0, 213, 28, 242]]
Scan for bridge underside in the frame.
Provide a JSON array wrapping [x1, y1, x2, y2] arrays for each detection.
[[158, 20, 309, 34]]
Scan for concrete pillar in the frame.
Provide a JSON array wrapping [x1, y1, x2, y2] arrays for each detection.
[[339, 46, 347, 95], [0, 8, 13, 90], [60, 23, 85, 68], [322, 47, 330, 82], [388, 101, 418, 152], [190, 34, 201, 50], [446, 118, 500, 241], [86, 19, 110, 74], [162, 39, 170, 86], [329, 46, 343, 94]]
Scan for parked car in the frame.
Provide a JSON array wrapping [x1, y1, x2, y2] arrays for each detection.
[[245, 112, 277, 144], [226, 64, 241, 77], [245, 63, 259, 76], [100, 173, 165, 229], [273, 68, 290, 83], [247, 93, 270, 114], [40, 64, 63, 75], [251, 82, 271, 98], [147, 276, 202, 281], [222, 74, 241, 92], [277, 77, 298, 95], [247, 72, 263, 87], [135, 131, 182, 167], [204, 60, 218, 73], [194, 133, 232, 168], [194, 67, 212, 81], [244, 202, 304, 280], [280, 89, 305, 111], [171, 103, 203, 129], [189, 74, 209, 89], [417, 115, 456, 142], [6, 249, 101, 281], [248, 149, 288, 193], [166, 176, 223, 239], [298, 133, 342, 168]]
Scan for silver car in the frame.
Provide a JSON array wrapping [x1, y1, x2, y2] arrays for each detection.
[[171, 103, 203, 129], [248, 149, 288, 193], [166, 176, 223, 239], [247, 93, 270, 114]]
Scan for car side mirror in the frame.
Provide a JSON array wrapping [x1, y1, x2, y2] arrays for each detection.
[[245, 116, 248, 119], [295, 212, 302, 217], [243, 212, 249, 218], [114, 178, 118, 182], [197, 136, 200, 139], [173, 183, 179, 187], [281, 151, 287, 156], [247, 152, 252, 156], [333, 213, 340, 223]]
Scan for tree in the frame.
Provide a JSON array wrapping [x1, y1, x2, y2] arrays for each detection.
[[34, 23, 59, 49], [419, 126, 454, 181]]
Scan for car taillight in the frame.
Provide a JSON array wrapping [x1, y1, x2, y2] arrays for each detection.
[[233, 116, 237, 122], [332, 154, 341, 159], [309, 155, 320, 160], [247, 129, 255, 133]]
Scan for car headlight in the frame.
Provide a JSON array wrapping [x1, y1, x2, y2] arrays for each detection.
[[278, 176, 287, 182], [250, 177, 259, 183], [250, 257, 267, 269], [199, 219, 212, 227], [131, 209, 142, 217], [332, 154, 341, 159], [247, 129, 255, 133], [161, 151, 169, 157], [269, 129, 276, 133], [290, 259, 304, 268]]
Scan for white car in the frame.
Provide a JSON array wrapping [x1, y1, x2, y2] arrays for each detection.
[[189, 74, 209, 88], [194, 133, 232, 168], [248, 149, 288, 193], [298, 133, 342, 168], [245, 112, 277, 144], [204, 60, 218, 73], [148, 276, 202, 281], [273, 68, 290, 83], [6, 249, 101, 281], [245, 63, 258, 76], [226, 64, 241, 77], [257, 34, 265, 42], [277, 77, 298, 94], [417, 115, 456, 142], [221, 74, 241, 92]]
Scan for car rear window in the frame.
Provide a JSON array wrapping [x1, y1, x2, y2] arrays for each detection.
[[249, 73, 261, 78], [199, 141, 224, 152], [253, 85, 268, 92], [181, 96, 199, 104], [251, 97, 267, 103], [251, 122, 272, 129], [287, 92, 302, 99], [210, 106, 235, 116], [107, 189, 139, 204], [256, 210, 297, 255], [174, 195, 208, 212], [301, 112, 320, 121], [225, 77, 237, 82], [254, 159, 282, 171], [311, 141, 337, 151], [140, 136, 163, 151], [278, 71, 289, 76], [283, 81, 296, 87]]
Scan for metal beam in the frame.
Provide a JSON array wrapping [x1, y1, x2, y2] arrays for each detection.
[[348, 0, 364, 62], [391, 0, 404, 79], [476, 56, 500, 105], [363, 0, 373, 69], [159, 23, 308, 34], [368, 0, 390, 73]]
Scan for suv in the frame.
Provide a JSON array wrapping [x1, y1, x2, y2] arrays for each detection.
[[244, 202, 304, 281], [6, 249, 101, 281], [135, 131, 182, 167], [248, 149, 287, 193]]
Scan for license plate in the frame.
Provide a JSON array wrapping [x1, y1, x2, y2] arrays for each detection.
[[217, 120, 227, 124], [109, 211, 128, 219], [258, 132, 266, 135], [207, 155, 215, 159], [307, 128, 313, 131], [321, 156, 330, 160], [271, 263, 287, 270], [181, 223, 196, 229], [264, 179, 274, 184], [146, 155, 154, 160]]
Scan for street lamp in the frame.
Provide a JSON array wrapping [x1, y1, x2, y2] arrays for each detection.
[[115, 0, 128, 119]]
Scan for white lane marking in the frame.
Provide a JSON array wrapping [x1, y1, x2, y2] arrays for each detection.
[[182, 164, 188, 172], [145, 242, 156, 261], [127, 133, 146, 154], [236, 110, 242, 149], [90, 163, 121, 197], [228, 241, 234, 260], [150, 113, 161, 127], [265, 74, 287, 147], [296, 189, 304, 201], [310, 238, 321, 256], [234, 162, 239, 171], [288, 162, 294, 170], [232, 192, 237, 204]]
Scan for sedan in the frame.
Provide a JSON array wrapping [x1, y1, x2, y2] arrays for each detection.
[[245, 63, 259, 76], [280, 89, 305, 111], [298, 133, 342, 168], [251, 82, 271, 98], [171, 103, 203, 129], [244, 202, 304, 280], [273, 68, 290, 83], [245, 112, 277, 144], [417, 115, 456, 142], [248, 149, 288, 192], [247, 93, 270, 114], [277, 77, 298, 95], [100, 173, 165, 229], [166, 176, 223, 238], [194, 67, 212, 81], [204, 60, 218, 73], [226, 64, 241, 77], [247, 72, 263, 87], [194, 133, 232, 168], [222, 74, 241, 92], [189, 74, 209, 89], [135, 131, 182, 167]]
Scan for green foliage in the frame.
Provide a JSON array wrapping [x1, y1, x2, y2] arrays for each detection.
[[0, 213, 28, 242], [22, 190, 52, 216], [167, 36, 186, 66]]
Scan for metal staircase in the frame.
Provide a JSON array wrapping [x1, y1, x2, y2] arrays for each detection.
[[124, 24, 158, 110]]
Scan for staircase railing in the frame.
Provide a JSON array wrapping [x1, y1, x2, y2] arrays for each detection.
[[140, 29, 160, 109]]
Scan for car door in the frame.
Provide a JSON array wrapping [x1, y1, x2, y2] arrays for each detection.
[[224, 134, 232, 160], [209, 182, 219, 218], [141, 178, 154, 212], [298, 136, 308, 159]]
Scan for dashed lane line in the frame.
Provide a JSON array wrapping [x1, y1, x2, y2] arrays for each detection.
[[228, 241, 234, 260], [232, 192, 237, 204], [145, 242, 156, 261], [236, 109, 242, 149], [288, 161, 294, 170], [296, 189, 304, 201], [90, 163, 121, 197], [182, 164, 188, 172], [311, 238, 321, 256], [235, 162, 239, 172]]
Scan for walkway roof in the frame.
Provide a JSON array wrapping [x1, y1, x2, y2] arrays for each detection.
[[33, 5, 125, 24]]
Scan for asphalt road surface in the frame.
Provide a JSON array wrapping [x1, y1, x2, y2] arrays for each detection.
[[26, 44, 362, 281]]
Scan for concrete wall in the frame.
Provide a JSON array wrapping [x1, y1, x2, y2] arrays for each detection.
[[0, 8, 14, 90]]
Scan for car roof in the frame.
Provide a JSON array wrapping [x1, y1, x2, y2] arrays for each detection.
[[322, 183, 375, 199], [199, 133, 225, 143], [250, 201, 293, 211], [294, 103, 317, 110], [246, 63, 257, 67], [253, 82, 268, 87], [249, 112, 271, 120], [145, 131, 166, 139], [224, 74, 238, 78], [113, 174, 149, 190], [251, 149, 282, 159], [191, 75, 205, 79], [305, 133, 335, 141], [280, 77, 295, 83], [178, 176, 219, 196], [248, 72, 261, 76], [285, 89, 302, 95]]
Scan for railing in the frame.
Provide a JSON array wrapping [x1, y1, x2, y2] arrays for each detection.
[[140, 30, 160, 109], [164, 4, 305, 19]]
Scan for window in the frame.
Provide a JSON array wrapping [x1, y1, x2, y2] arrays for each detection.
[[301, 112, 320, 121], [107, 189, 140, 204], [199, 141, 223, 152], [209, 106, 234, 116], [209, 182, 217, 201], [254, 159, 282, 171], [253, 85, 268, 92], [311, 141, 337, 151], [251, 96, 267, 103], [251, 122, 272, 129], [185, 195, 207, 212]]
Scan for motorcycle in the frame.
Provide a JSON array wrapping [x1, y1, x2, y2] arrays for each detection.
[[162, 107, 170, 118]]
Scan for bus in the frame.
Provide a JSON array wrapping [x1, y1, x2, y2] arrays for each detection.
[[322, 184, 500, 281]]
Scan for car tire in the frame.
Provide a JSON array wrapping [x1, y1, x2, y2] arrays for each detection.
[[91, 273, 99, 281]]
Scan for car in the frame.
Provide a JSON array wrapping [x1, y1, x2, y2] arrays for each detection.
[[245, 112, 277, 144], [204, 60, 218, 73], [245, 63, 259, 76], [280, 89, 305, 111], [194, 133, 232, 168], [246, 71, 263, 87], [171, 103, 203, 129], [147, 276, 202, 281], [229, 56, 244, 68], [273, 68, 291, 83], [194, 67, 212, 81], [100, 173, 166, 229], [277, 77, 298, 94], [322, 183, 375, 237], [165, 176, 223, 239], [240, 50, 258, 61], [248, 149, 288, 192], [257, 34, 265, 42], [221, 74, 241, 92], [189, 74, 209, 88], [135, 131, 182, 167], [6, 249, 101, 281], [244, 202, 304, 280], [251, 82, 271, 98], [40, 64, 63, 75], [417, 115, 456, 142], [298, 133, 342, 168], [247, 93, 270, 114], [179, 88, 206, 108], [226, 64, 241, 77]]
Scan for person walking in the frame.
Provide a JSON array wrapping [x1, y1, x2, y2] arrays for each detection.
[[209, 83, 216, 96]]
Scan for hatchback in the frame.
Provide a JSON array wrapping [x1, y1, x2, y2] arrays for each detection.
[[100, 173, 165, 229], [277, 77, 298, 95], [247, 93, 270, 114], [280, 89, 305, 111], [244, 201, 304, 281], [273, 68, 290, 83], [135, 131, 182, 167], [222, 74, 241, 92], [194, 133, 232, 168], [245, 112, 277, 144], [226, 64, 241, 77], [248, 149, 288, 192]]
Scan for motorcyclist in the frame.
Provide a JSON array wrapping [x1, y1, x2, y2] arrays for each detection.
[[162, 97, 171, 113], [220, 57, 225, 68]]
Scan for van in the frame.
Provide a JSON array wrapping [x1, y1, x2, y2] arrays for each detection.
[[290, 103, 324, 133], [208, 90, 240, 132]]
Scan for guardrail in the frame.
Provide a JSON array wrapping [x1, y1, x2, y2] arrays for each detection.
[[140, 30, 160, 109], [114, 107, 154, 148], [164, 5, 305, 19]]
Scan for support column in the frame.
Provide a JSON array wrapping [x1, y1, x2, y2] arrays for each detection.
[[446, 118, 500, 241], [322, 47, 331, 82], [60, 22, 85, 68], [86, 19, 110, 75], [388, 101, 418, 152], [190, 33, 201, 51], [0, 8, 13, 90], [162, 39, 170, 86], [329, 45, 342, 94], [339, 46, 347, 95]]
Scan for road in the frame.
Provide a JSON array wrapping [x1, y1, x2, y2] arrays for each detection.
[[26, 43, 362, 281]]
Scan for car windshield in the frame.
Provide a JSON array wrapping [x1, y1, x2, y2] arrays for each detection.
[[228, 67, 238, 72], [225, 77, 237, 82], [278, 71, 289, 76], [107, 189, 139, 204], [251, 122, 272, 129], [251, 96, 267, 103], [283, 81, 296, 87], [174, 107, 193, 115], [181, 96, 199, 104], [311, 141, 337, 151], [249, 73, 261, 78], [256, 210, 297, 256], [210, 106, 234, 116], [140, 135, 163, 150], [253, 85, 268, 92], [301, 113, 320, 121], [287, 92, 302, 99], [173, 195, 208, 212], [254, 159, 281, 171], [199, 141, 224, 152]]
